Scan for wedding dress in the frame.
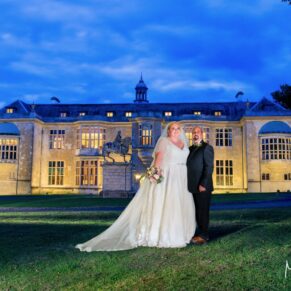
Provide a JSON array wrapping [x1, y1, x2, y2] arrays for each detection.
[[76, 128, 196, 252]]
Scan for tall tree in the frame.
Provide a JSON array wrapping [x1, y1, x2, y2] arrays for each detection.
[[271, 84, 291, 109]]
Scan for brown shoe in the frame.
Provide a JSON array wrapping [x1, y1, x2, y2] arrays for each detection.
[[191, 236, 207, 245], [190, 236, 200, 244]]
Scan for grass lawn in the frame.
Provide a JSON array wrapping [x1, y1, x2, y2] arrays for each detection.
[[0, 192, 290, 208], [0, 204, 291, 290]]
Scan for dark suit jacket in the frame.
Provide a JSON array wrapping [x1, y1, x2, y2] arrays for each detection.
[[187, 141, 214, 193]]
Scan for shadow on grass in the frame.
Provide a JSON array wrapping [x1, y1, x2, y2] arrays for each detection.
[[0, 223, 107, 263], [0, 212, 121, 221], [209, 224, 248, 241], [211, 207, 291, 223]]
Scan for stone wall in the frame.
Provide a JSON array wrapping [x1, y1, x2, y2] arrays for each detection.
[[0, 121, 34, 195], [1, 117, 290, 195], [102, 162, 133, 197]]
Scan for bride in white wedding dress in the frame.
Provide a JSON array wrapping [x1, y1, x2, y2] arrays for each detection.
[[76, 122, 196, 252]]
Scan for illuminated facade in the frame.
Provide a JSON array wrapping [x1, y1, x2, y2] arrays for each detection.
[[0, 77, 290, 195]]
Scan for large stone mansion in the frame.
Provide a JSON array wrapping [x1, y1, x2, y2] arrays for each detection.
[[0, 77, 290, 195]]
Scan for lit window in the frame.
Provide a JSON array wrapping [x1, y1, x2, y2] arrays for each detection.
[[261, 138, 291, 160], [139, 124, 153, 146], [164, 112, 172, 117], [216, 160, 233, 186], [214, 111, 222, 116], [125, 112, 132, 117], [79, 112, 86, 116], [76, 160, 102, 187], [6, 108, 14, 114], [60, 112, 67, 117], [0, 138, 18, 162], [262, 173, 270, 180], [107, 112, 114, 117], [193, 111, 201, 115], [77, 127, 106, 150], [48, 161, 64, 185], [49, 130, 65, 149]]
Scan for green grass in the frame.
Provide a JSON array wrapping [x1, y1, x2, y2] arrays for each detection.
[[0, 192, 290, 208], [0, 195, 131, 208], [0, 206, 291, 290]]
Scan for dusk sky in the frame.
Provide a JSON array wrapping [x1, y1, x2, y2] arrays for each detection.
[[0, 0, 290, 108]]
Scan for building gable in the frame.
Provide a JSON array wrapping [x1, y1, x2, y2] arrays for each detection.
[[246, 97, 291, 116]]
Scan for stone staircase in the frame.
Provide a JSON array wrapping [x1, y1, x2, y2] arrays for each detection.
[[139, 155, 153, 168]]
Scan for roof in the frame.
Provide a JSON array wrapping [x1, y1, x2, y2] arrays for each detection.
[[246, 97, 290, 116], [0, 101, 258, 122], [135, 75, 148, 90], [0, 97, 290, 123], [259, 121, 291, 134], [0, 122, 20, 135]]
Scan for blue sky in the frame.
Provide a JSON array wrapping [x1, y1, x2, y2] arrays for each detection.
[[0, 0, 290, 107]]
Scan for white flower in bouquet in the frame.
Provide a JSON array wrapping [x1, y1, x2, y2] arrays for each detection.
[[144, 166, 164, 184]]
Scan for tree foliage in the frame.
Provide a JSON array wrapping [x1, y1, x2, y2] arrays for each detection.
[[282, 0, 291, 5], [271, 84, 291, 109]]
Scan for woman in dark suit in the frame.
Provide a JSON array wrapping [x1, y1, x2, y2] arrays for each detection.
[[187, 126, 214, 245]]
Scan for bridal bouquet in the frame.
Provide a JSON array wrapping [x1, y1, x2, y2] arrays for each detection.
[[145, 166, 164, 184]]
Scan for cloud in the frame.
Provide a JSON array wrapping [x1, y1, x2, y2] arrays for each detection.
[[143, 24, 198, 36], [21, 94, 42, 103], [0, 82, 14, 89], [20, 0, 95, 22], [153, 79, 247, 92], [13, 0, 140, 24], [0, 0, 290, 106], [0, 32, 33, 51], [10, 61, 51, 76]]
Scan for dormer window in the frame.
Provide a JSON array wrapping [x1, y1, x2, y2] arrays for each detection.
[[214, 111, 222, 116], [60, 112, 67, 117], [164, 111, 172, 117], [106, 112, 114, 117], [6, 108, 15, 114], [125, 112, 132, 117], [193, 111, 201, 115], [79, 112, 86, 116]]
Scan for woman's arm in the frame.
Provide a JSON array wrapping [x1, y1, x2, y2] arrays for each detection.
[[154, 151, 163, 174]]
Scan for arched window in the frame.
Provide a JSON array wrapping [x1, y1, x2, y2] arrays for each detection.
[[0, 123, 20, 163], [259, 121, 291, 161]]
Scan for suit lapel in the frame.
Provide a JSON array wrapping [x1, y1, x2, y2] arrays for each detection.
[[188, 142, 208, 160], [188, 144, 201, 161]]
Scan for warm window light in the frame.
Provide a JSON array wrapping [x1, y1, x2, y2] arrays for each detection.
[[125, 112, 132, 117], [214, 111, 222, 116], [107, 112, 114, 117], [164, 112, 172, 117], [193, 111, 201, 115], [6, 108, 14, 114], [79, 112, 86, 116]]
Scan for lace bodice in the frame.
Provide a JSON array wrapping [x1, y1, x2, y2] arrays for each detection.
[[155, 137, 189, 169]]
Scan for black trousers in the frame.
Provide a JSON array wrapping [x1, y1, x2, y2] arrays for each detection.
[[192, 191, 212, 240]]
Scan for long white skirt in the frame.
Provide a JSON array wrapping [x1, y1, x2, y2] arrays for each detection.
[[76, 164, 196, 251]]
